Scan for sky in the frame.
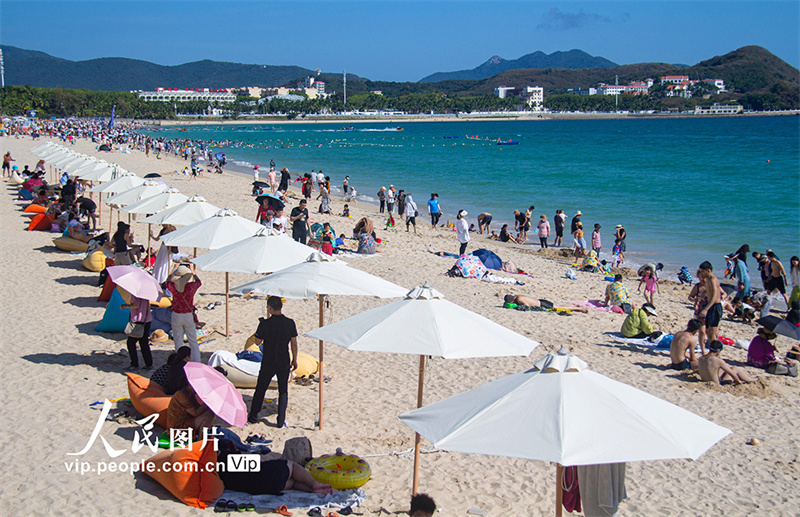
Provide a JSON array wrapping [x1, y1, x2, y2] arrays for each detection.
[[1, 0, 798, 82]]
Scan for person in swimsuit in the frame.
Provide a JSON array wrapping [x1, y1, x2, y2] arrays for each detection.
[[504, 294, 589, 313], [477, 212, 492, 234], [698, 340, 755, 385], [696, 261, 722, 354], [765, 251, 790, 308], [669, 319, 703, 370]]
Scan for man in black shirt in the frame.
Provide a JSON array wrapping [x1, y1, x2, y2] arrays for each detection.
[[75, 196, 98, 230], [290, 199, 310, 244], [248, 296, 298, 428]]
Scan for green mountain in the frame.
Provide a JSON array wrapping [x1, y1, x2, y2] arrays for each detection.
[[419, 49, 618, 82], [0, 45, 314, 91]]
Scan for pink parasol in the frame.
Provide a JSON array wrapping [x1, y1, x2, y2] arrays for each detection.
[[184, 362, 247, 427], [106, 265, 162, 302]]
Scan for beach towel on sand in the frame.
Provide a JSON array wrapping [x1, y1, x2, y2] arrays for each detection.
[[217, 488, 365, 512]]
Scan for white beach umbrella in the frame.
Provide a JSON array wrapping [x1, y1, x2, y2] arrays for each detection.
[[37, 146, 68, 159], [88, 171, 143, 194], [159, 208, 263, 250], [399, 348, 732, 514], [191, 227, 321, 274], [306, 282, 539, 492], [191, 227, 322, 341], [140, 194, 221, 226], [75, 161, 115, 182], [50, 152, 84, 170], [30, 142, 56, 154], [62, 155, 96, 175], [120, 188, 187, 215], [159, 208, 265, 336], [230, 253, 408, 429], [104, 180, 166, 208]]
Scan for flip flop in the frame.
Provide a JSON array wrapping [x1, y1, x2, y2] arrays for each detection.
[[246, 504, 256, 512], [237, 503, 249, 512], [214, 499, 229, 513], [307, 509, 323, 517], [275, 505, 293, 516], [227, 501, 238, 511]]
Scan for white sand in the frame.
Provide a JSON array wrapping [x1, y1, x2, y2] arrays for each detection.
[[1, 135, 798, 516]]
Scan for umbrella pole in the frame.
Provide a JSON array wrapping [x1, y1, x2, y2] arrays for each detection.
[[411, 354, 425, 495], [98, 192, 102, 226], [225, 273, 230, 337], [147, 223, 151, 264], [555, 464, 563, 517], [318, 296, 324, 430]]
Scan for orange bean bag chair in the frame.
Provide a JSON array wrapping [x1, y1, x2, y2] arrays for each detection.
[[126, 373, 170, 428], [143, 441, 224, 509], [23, 203, 46, 214], [27, 213, 55, 231]]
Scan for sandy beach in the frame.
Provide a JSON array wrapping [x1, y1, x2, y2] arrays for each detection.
[[1, 134, 798, 516]]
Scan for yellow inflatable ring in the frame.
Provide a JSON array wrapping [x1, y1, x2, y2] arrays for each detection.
[[306, 452, 371, 489]]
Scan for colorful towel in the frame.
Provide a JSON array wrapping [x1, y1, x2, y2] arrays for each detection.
[[573, 300, 616, 312], [217, 488, 365, 512]]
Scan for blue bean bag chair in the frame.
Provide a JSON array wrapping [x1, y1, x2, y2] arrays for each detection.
[[472, 248, 503, 270], [95, 289, 130, 333]]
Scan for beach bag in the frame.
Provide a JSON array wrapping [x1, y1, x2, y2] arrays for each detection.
[[765, 362, 797, 377], [539, 299, 555, 310], [282, 437, 313, 466], [125, 321, 146, 338], [357, 233, 377, 255]]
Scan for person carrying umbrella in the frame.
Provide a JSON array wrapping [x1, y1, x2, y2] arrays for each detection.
[[121, 294, 154, 371], [166, 264, 202, 362], [248, 296, 298, 428]]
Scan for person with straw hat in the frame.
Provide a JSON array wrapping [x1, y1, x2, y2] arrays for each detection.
[[166, 263, 202, 362]]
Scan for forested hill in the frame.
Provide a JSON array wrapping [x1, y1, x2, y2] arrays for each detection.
[[419, 49, 618, 82], [0, 45, 314, 91]]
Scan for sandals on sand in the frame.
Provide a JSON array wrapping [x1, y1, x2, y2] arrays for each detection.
[[275, 505, 293, 516]]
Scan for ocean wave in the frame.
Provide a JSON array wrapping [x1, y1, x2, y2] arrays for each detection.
[[233, 160, 254, 167]]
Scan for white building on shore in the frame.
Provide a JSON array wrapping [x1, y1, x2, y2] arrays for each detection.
[[522, 86, 544, 111], [694, 103, 742, 114], [494, 86, 516, 98], [135, 88, 236, 103]]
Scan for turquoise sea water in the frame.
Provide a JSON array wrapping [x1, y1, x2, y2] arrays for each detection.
[[145, 116, 800, 276]]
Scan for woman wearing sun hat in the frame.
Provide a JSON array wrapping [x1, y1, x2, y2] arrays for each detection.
[[456, 210, 470, 256], [166, 263, 202, 362]]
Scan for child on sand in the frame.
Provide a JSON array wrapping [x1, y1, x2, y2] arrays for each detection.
[[698, 340, 755, 385], [638, 266, 659, 306], [612, 239, 625, 267], [410, 493, 437, 517]]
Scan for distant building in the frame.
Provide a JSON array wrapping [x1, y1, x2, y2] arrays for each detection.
[[702, 79, 726, 92], [521, 86, 544, 111], [661, 75, 690, 85], [494, 86, 516, 99], [695, 103, 742, 115], [135, 88, 236, 103], [665, 81, 693, 98]]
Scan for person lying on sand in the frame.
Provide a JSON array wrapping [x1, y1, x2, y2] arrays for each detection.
[[216, 447, 333, 496], [698, 340, 755, 385], [504, 294, 589, 313], [669, 319, 703, 370], [410, 493, 437, 517]]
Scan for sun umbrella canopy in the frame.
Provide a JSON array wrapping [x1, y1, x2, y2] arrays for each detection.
[[88, 172, 144, 194], [31, 142, 57, 155], [306, 283, 539, 359], [756, 315, 800, 340], [106, 265, 163, 301], [158, 208, 263, 250], [231, 252, 408, 299], [50, 153, 85, 169], [37, 146, 69, 159], [255, 193, 285, 211], [120, 188, 187, 214], [140, 195, 222, 226], [105, 180, 166, 208], [191, 227, 322, 274], [184, 362, 247, 427], [399, 349, 731, 466], [62, 156, 96, 174], [76, 162, 116, 182]]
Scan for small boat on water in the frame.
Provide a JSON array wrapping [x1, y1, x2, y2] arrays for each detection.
[[443, 136, 460, 139], [497, 140, 519, 145]]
